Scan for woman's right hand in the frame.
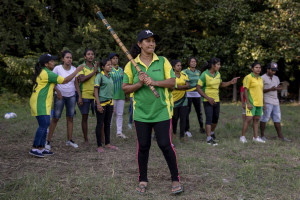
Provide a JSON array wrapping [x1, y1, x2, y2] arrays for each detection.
[[138, 72, 147, 85], [97, 104, 103, 113], [247, 103, 253, 110], [207, 97, 216, 105], [78, 97, 83, 106], [242, 103, 246, 109]]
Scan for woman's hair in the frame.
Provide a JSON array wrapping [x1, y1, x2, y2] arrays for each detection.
[[251, 61, 261, 68], [62, 50, 72, 58], [32, 62, 44, 91], [188, 56, 197, 66], [170, 60, 181, 68], [130, 43, 141, 59], [84, 48, 95, 56], [201, 57, 220, 73], [100, 58, 110, 70]]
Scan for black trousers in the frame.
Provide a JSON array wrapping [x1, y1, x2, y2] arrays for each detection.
[[186, 97, 204, 131], [95, 104, 113, 147], [172, 106, 188, 138], [203, 102, 220, 125], [135, 119, 180, 182]]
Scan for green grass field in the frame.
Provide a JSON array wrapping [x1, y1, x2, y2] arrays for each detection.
[[0, 95, 300, 200]]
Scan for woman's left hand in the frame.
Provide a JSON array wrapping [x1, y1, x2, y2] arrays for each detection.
[[144, 76, 155, 86]]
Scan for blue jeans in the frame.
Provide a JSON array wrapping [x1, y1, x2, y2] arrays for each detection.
[[53, 94, 76, 118], [129, 97, 133, 124], [260, 103, 281, 123], [33, 115, 50, 148]]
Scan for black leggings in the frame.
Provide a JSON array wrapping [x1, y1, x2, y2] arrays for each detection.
[[203, 102, 220, 125], [186, 97, 204, 131], [95, 104, 113, 147], [172, 106, 188, 138], [135, 119, 180, 182]]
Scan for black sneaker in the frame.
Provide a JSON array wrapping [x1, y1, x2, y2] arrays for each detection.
[[200, 127, 205, 134], [211, 134, 216, 140], [207, 139, 218, 146], [29, 150, 45, 158], [42, 149, 54, 156]]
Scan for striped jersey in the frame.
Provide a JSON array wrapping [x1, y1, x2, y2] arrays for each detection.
[[197, 69, 222, 102], [30, 68, 64, 116], [109, 66, 125, 100], [77, 62, 96, 99], [123, 53, 175, 123]]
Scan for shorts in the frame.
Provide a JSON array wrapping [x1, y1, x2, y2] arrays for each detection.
[[53, 94, 76, 118], [77, 98, 94, 115], [245, 103, 263, 117], [203, 102, 220, 125], [260, 104, 281, 123]]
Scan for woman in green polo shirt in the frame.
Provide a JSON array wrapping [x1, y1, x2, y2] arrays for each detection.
[[122, 30, 183, 194], [94, 58, 118, 153], [29, 54, 83, 158], [196, 57, 239, 146]]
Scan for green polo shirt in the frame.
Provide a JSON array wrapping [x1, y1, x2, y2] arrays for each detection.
[[109, 66, 125, 100], [182, 67, 201, 91], [123, 53, 175, 123], [197, 69, 222, 102], [94, 71, 114, 105]]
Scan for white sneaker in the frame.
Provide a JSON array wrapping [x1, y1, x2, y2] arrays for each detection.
[[261, 136, 267, 141], [253, 137, 266, 143], [128, 123, 132, 129], [66, 140, 79, 148], [185, 131, 192, 137], [240, 136, 247, 143], [117, 133, 127, 139], [45, 141, 51, 150]]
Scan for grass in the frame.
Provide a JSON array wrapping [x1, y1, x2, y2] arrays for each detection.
[[0, 94, 300, 200]]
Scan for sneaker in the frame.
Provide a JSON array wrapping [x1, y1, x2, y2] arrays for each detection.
[[128, 123, 132, 129], [207, 139, 218, 146], [117, 133, 127, 139], [185, 131, 192, 137], [41, 149, 54, 156], [281, 137, 291, 142], [200, 127, 205, 134], [45, 141, 51, 150], [172, 143, 175, 148], [261, 136, 267, 141], [253, 137, 266, 143], [29, 149, 45, 158], [211, 134, 216, 140], [240, 136, 247, 143], [66, 140, 79, 148]]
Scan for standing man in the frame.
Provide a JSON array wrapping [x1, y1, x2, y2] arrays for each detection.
[[109, 53, 127, 139], [260, 62, 291, 142]]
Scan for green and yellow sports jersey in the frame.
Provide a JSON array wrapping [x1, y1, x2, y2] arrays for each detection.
[[182, 67, 201, 92], [30, 68, 64, 116], [77, 62, 96, 99], [172, 72, 189, 107], [109, 66, 125, 100], [94, 71, 114, 106], [197, 69, 222, 102], [123, 53, 175, 123], [243, 72, 263, 106]]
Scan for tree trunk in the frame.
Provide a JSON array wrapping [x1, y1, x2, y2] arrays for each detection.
[[232, 83, 237, 102], [298, 80, 300, 103]]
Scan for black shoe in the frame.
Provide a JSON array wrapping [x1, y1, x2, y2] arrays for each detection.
[[211, 134, 216, 140], [200, 127, 205, 134], [207, 139, 218, 146]]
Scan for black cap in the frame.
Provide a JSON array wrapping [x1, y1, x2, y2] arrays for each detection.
[[38, 54, 58, 65], [267, 62, 279, 71], [109, 53, 119, 60], [137, 30, 160, 42]]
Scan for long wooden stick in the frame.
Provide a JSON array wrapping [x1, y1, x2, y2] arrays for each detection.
[[96, 10, 160, 98]]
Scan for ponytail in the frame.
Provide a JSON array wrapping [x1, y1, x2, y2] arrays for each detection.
[[201, 57, 220, 73], [130, 43, 141, 59], [32, 62, 43, 91]]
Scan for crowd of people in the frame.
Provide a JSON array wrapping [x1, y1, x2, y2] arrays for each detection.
[[29, 29, 291, 194]]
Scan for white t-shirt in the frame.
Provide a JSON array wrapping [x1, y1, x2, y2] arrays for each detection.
[[262, 74, 280, 105], [53, 65, 77, 97]]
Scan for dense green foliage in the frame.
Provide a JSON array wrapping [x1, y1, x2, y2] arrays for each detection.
[[0, 0, 299, 97]]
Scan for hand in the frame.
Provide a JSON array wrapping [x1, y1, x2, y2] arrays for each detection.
[[270, 86, 277, 91], [57, 91, 62, 100], [231, 77, 240, 84], [242, 103, 246, 109], [138, 72, 147, 84], [144, 76, 155, 86], [94, 61, 99, 73], [78, 97, 83, 106], [97, 104, 103, 113], [207, 97, 216, 105], [77, 64, 84, 71], [247, 103, 253, 110]]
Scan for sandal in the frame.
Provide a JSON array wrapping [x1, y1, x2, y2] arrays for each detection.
[[171, 184, 184, 195], [136, 183, 147, 194], [105, 145, 118, 150]]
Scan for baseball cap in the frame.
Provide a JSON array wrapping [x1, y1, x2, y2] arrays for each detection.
[[109, 53, 119, 60], [137, 30, 160, 42], [267, 62, 279, 71], [38, 54, 58, 65]]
